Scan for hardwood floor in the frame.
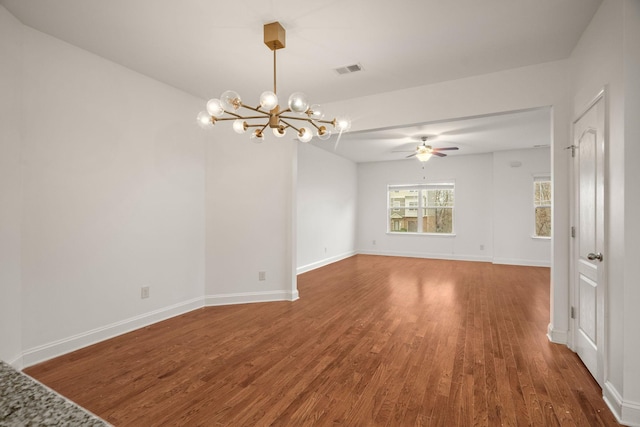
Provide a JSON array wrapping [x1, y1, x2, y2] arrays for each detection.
[[24, 255, 620, 426]]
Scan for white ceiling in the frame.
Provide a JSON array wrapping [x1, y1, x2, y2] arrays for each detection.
[[315, 107, 552, 163], [1, 0, 599, 162]]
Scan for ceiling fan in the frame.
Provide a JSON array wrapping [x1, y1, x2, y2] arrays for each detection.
[[400, 136, 459, 161]]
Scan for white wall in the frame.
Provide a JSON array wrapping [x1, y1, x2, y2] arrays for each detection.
[[297, 143, 357, 274], [622, 0, 640, 412], [0, 6, 23, 366], [357, 148, 551, 266], [2, 4, 299, 366], [358, 154, 493, 261], [493, 148, 551, 266], [569, 0, 640, 423], [18, 26, 207, 365], [205, 126, 298, 304]]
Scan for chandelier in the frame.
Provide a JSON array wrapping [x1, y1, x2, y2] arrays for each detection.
[[197, 21, 351, 142]]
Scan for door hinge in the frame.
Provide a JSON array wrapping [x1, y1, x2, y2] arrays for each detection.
[[566, 145, 577, 157], [571, 306, 576, 319], [571, 226, 576, 238]]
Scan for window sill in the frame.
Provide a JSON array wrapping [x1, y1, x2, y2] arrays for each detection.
[[531, 235, 551, 240], [387, 232, 456, 237]]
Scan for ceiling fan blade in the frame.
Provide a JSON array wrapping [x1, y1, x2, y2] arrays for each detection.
[[405, 153, 417, 158], [432, 152, 447, 157], [432, 147, 459, 151], [392, 150, 416, 153]]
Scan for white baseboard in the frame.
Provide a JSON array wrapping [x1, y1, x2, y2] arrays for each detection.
[[604, 380, 640, 426], [546, 324, 568, 344], [493, 257, 551, 267], [205, 290, 299, 306], [19, 289, 300, 368], [357, 250, 492, 263], [297, 251, 356, 274], [7, 354, 24, 371], [22, 297, 205, 368]]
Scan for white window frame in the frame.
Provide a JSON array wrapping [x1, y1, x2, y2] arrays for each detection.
[[533, 175, 552, 238], [387, 183, 455, 235]]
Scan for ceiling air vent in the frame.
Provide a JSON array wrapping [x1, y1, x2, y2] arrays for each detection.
[[335, 63, 363, 75]]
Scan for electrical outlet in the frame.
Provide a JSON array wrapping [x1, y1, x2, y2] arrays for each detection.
[[480, 244, 485, 251], [258, 271, 266, 281], [324, 247, 327, 253], [141, 286, 150, 299], [372, 240, 376, 245]]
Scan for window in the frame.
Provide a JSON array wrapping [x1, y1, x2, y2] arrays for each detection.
[[388, 183, 455, 234], [534, 176, 551, 237]]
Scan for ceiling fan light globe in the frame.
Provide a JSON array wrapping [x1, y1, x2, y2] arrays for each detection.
[[416, 152, 432, 162]]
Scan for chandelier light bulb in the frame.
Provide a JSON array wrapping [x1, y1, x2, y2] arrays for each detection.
[[308, 104, 325, 120], [317, 126, 332, 140], [272, 126, 287, 138], [288, 92, 309, 114], [335, 116, 352, 132], [206, 98, 225, 117], [251, 129, 264, 142], [233, 119, 247, 134], [220, 90, 242, 111], [298, 127, 313, 143], [196, 111, 213, 129], [260, 91, 279, 110]]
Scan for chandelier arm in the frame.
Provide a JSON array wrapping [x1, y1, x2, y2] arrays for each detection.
[[315, 119, 337, 125], [308, 122, 323, 131], [221, 110, 244, 119], [215, 115, 267, 121], [279, 116, 325, 131], [279, 115, 315, 122], [280, 119, 301, 133], [239, 103, 270, 115]]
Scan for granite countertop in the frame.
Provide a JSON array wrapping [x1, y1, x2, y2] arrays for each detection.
[[0, 361, 110, 426]]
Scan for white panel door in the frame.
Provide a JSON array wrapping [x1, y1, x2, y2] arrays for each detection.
[[572, 92, 605, 386]]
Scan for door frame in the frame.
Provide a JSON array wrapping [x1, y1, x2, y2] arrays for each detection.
[[569, 87, 608, 386]]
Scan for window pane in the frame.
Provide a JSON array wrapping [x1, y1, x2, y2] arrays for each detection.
[[534, 181, 551, 206], [422, 207, 453, 233], [423, 189, 454, 207], [535, 206, 551, 237], [389, 208, 417, 232], [389, 189, 418, 208], [389, 189, 419, 232]]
